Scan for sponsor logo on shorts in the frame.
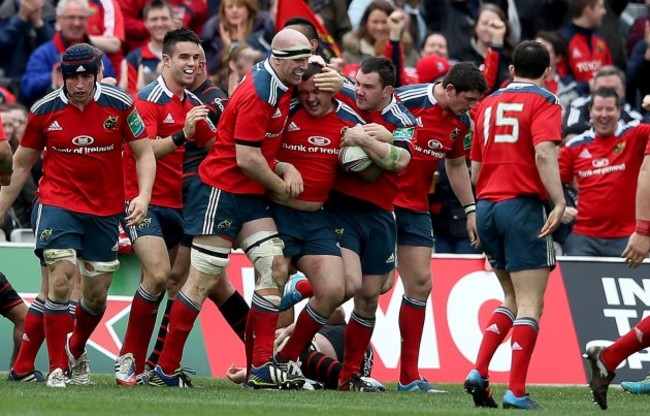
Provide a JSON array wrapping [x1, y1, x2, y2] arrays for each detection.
[[40, 229, 52, 241], [137, 217, 152, 229], [217, 220, 232, 231], [334, 228, 344, 239]]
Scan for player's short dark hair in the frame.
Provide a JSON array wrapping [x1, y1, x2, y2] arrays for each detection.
[[590, 87, 620, 109], [163, 28, 201, 56], [358, 56, 395, 88], [143, 0, 173, 19], [442, 62, 488, 95], [284, 17, 318, 42], [301, 63, 324, 82], [512, 40, 550, 80], [567, 0, 598, 19], [535, 30, 567, 58]]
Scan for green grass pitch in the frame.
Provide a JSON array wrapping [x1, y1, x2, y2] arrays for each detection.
[[2, 375, 649, 415]]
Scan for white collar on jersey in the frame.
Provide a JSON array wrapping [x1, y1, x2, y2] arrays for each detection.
[[263, 59, 289, 92], [59, 82, 103, 104], [380, 94, 399, 116]]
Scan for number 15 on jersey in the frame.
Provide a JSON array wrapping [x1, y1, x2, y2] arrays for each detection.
[[482, 102, 524, 144]]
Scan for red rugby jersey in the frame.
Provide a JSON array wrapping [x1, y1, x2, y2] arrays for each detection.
[[22, 84, 146, 215], [199, 60, 293, 195], [471, 82, 562, 203], [560, 122, 650, 238]]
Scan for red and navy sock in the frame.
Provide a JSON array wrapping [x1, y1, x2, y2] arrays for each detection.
[[157, 292, 200, 375], [69, 298, 104, 359], [248, 292, 279, 368], [44, 298, 73, 372], [602, 315, 650, 372], [339, 312, 375, 386], [277, 303, 327, 362], [476, 306, 515, 378], [508, 317, 539, 397], [120, 284, 161, 373], [12, 297, 46, 374], [399, 295, 427, 385]]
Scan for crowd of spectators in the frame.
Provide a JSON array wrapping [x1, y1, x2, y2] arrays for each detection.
[[1, 0, 650, 256]]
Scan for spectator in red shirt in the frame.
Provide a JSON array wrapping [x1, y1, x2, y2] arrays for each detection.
[[558, 0, 611, 95]]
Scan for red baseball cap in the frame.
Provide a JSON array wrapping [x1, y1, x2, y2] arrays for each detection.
[[416, 55, 451, 83]]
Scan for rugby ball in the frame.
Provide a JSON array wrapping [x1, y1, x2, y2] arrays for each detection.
[[339, 145, 372, 173]]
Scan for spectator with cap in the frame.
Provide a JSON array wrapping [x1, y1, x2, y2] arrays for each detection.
[[19, 0, 115, 105]]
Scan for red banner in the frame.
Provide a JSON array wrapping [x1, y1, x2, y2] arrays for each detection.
[[275, 0, 341, 59], [199, 254, 586, 384]]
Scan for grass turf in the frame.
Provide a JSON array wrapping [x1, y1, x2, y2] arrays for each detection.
[[2, 375, 648, 415]]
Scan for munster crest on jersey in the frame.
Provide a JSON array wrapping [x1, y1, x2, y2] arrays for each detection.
[[450, 127, 460, 140], [103, 115, 118, 130], [613, 141, 626, 154]]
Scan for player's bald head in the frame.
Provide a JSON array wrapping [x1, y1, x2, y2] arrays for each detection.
[[270, 28, 311, 60]]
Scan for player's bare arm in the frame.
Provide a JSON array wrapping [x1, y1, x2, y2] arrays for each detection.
[[343, 125, 411, 172], [236, 144, 288, 195], [446, 155, 479, 247], [623, 155, 650, 268], [0, 146, 39, 222], [470, 161, 481, 187], [150, 105, 211, 159], [534, 140, 566, 238], [0, 140, 13, 186], [125, 138, 156, 227]]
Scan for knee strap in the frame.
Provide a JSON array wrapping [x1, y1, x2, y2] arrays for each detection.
[[240, 231, 284, 291]]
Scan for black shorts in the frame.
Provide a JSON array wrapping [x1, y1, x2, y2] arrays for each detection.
[[0, 273, 23, 317]]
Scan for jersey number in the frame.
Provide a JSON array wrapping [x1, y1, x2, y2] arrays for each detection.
[[483, 103, 524, 144]]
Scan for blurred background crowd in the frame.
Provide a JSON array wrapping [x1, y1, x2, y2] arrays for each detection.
[[1, 0, 649, 256]]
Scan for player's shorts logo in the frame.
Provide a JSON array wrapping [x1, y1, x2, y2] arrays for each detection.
[[217, 220, 232, 231], [334, 228, 344, 239], [72, 135, 95, 146], [39, 229, 52, 241], [103, 115, 118, 130], [137, 217, 152, 229]]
